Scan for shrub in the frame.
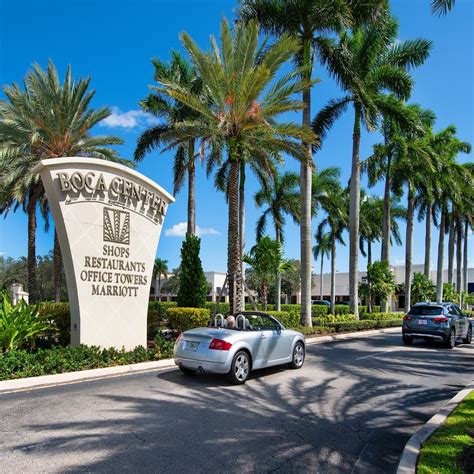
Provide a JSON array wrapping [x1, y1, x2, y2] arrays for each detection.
[[294, 325, 336, 336], [0, 344, 166, 381], [360, 312, 404, 321], [313, 313, 357, 325], [166, 307, 210, 332], [177, 235, 208, 308], [327, 319, 402, 332], [38, 302, 70, 346], [311, 305, 328, 317], [334, 304, 351, 315], [266, 311, 299, 328], [0, 294, 50, 351], [154, 332, 175, 358], [205, 302, 231, 315]]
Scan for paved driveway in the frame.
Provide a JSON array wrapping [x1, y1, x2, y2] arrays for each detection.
[[1, 332, 473, 473]]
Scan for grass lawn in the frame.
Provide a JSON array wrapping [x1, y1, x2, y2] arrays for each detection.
[[417, 391, 474, 474]]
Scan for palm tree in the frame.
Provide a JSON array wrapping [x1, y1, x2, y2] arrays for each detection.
[[239, 0, 383, 326], [255, 171, 300, 310], [153, 258, 169, 301], [243, 236, 292, 310], [313, 233, 331, 301], [316, 185, 348, 314], [431, 0, 455, 16], [313, 12, 431, 317], [0, 61, 124, 302], [431, 127, 471, 302], [135, 51, 203, 236], [154, 19, 315, 314]]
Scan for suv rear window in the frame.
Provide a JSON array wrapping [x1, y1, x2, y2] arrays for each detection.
[[409, 306, 444, 316]]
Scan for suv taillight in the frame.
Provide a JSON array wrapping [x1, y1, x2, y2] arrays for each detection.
[[433, 316, 448, 323], [209, 338, 232, 351], [403, 315, 412, 321]]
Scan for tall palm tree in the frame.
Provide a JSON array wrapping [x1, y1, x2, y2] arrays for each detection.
[[313, 232, 331, 300], [316, 185, 349, 314], [255, 171, 300, 310], [313, 12, 431, 317], [155, 19, 315, 314], [239, 0, 384, 326], [0, 61, 124, 302], [135, 51, 203, 236], [153, 258, 169, 301], [431, 0, 455, 16], [430, 127, 471, 302]]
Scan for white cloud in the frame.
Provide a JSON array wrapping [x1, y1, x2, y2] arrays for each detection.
[[165, 222, 221, 237], [100, 107, 158, 129]]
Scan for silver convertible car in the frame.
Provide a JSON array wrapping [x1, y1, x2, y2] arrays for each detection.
[[174, 311, 305, 384]]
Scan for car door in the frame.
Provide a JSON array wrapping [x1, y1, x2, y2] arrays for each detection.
[[262, 317, 293, 365], [448, 305, 464, 336], [454, 304, 469, 337]]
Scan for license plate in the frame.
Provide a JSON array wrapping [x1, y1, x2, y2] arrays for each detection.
[[185, 341, 199, 351], [418, 319, 427, 325]]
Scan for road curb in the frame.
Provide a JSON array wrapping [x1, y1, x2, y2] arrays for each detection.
[[0, 326, 401, 394], [396, 380, 474, 474], [305, 326, 401, 345]]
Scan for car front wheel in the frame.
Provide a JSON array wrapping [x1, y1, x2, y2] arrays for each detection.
[[462, 325, 472, 345], [228, 351, 250, 385], [289, 341, 305, 369], [444, 328, 456, 349]]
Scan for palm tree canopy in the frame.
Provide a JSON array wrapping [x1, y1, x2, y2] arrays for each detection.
[[313, 232, 331, 261], [153, 258, 169, 279], [312, 12, 432, 144], [255, 171, 300, 243]]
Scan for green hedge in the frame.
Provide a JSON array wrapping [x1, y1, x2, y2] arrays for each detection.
[[313, 313, 357, 325], [0, 341, 172, 381], [360, 312, 404, 321], [204, 302, 231, 314], [327, 319, 402, 332], [266, 311, 299, 328], [166, 307, 210, 332]]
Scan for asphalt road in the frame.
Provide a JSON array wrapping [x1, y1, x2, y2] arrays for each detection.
[[1, 331, 473, 473]]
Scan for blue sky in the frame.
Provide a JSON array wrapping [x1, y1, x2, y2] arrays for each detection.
[[0, 0, 473, 273]]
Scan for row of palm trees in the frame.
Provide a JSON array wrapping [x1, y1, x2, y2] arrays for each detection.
[[0, 1, 470, 327]]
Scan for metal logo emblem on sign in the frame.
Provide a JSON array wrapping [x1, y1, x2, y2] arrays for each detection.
[[103, 207, 130, 245]]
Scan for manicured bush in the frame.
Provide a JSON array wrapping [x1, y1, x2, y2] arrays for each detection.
[[0, 344, 167, 381], [205, 302, 231, 315], [38, 302, 70, 346], [313, 313, 357, 326], [154, 332, 175, 358], [177, 235, 208, 308], [334, 304, 351, 315], [311, 305, 328, 317], [294, 325, 336, 336], [166, 307, 210, 332], [359, 312, 404, 321], [266, 311, 299, 328], [327, 319, 402, 332], [244, 303, 275, 311]]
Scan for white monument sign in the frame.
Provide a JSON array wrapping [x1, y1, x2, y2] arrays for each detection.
[[33, 157, 174, 350]]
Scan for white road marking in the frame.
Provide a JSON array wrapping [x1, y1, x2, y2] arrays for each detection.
[[356, 349, 395, 360]]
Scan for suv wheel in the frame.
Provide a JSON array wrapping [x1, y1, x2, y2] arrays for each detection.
[[402, 334, 413, 345], [462, 325, 472, 345], [444, 328, 456, 349]]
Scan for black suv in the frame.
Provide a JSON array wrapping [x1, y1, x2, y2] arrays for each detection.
[[402, 302, 472, 349]]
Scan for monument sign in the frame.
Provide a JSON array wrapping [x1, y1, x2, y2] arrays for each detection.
[[33, 157, 174, 350]]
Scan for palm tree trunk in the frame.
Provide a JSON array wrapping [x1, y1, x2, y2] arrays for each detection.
[[447, 217, 455, 284], [405, 185, 415, 312], [275, 227, 282, 312], [367, 240, 372, 313], [424, 205, 432, 277], [330, 234, 336, 316], [463, 219, 469, 294], [158, 275, 161, 302], [227, 145, 242, 313], [319, 256, 324, 300], [53, 230, 62, 302], [349, 104, 361, 319], [187, 140, 196, 236], [299, 36, 313, 327], [436, 207, 446, 303], [456, 217, 463, 295], [239, 162, 246, 311], [381, 155, 391, 263], [27, 198, 37, 303]]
